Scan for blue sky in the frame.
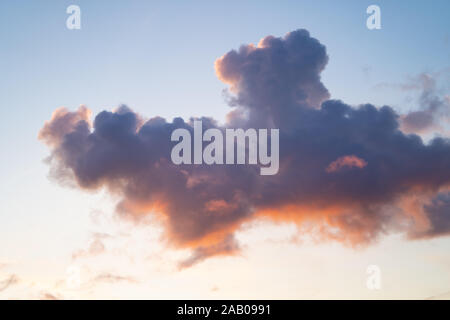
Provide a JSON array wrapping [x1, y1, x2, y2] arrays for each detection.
[[0, 0, 449, 299]]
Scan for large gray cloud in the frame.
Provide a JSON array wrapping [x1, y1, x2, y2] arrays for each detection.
[[39, 30, 450, 267]]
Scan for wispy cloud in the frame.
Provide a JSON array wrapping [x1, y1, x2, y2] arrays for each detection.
[[0, 274, 19, 292], [72, 238, 106, 260], [375, 70, 450, 134], [91, 272, 137, 285]]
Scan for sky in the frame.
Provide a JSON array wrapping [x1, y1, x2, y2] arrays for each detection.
[[0, 0, 450, 299]]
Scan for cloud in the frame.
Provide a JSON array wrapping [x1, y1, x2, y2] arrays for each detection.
[[410, 192, 450, 239], [39, 29, 450, 267], [178, 235, 240, 270], [326, 155, 367, 173], [376, 71, 450, 134], [72, 236, 107, 260], [40, 292, 61, 300], [401, 73, 450, 133], [92, 272, 137, 284], [0, 274, 19, 292]]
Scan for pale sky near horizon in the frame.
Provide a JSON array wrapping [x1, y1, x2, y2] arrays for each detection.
[[0, 0, 450, 299]]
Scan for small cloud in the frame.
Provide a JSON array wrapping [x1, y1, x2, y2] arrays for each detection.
[[72, 238, 106, 260], [211, 285, 219, 292], [40, 292, 62, 300], [92, 272, 137, 284], [326, 155, 367, 173], [72, 231, 111, 260], [178, 235, 240, 270], [0, 274, 19, 292], [400, 73, 450, 134], [362, 65, 372, 81], [374, 71, 450, 134], [90, 232, 112, 240]]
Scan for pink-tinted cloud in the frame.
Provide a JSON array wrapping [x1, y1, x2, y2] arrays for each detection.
[[326, 155, 367, 173], [0, 274, 19, 292]]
